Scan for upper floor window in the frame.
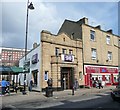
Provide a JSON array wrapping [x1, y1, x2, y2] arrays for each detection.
[[91, 48, 97, 59], [106, 35, 110, 44], [55, 47, 59, 56], [62, 48, 67, 54], [108, 51, 112, 61], [69, 49, 73, 55], [90, 30, 95, 41]]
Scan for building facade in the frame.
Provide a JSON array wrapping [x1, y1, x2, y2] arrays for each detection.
[[19, 44, 41, 91], [41, 30, 83, 90], [19, 30, 83, 91], [0, 47, 27, 66], [58, 17, 120, 87]]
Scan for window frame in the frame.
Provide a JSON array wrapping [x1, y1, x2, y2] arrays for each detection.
[[108, 51, 112, 61], [106, 35, 110, 45], [90, 30, 95, 41], [55, 47, 59, 56], [91, 48, 97, 60], [62, 48, 67, 54], [69, 49, 73, 55]]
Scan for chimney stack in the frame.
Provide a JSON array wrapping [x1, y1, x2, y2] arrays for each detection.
[[77, 17, 88, 25], [95, 25, 101, 30], [107, 29, 113, 34]]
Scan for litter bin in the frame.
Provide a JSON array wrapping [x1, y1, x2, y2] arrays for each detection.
[[46, 86, 53, 97]]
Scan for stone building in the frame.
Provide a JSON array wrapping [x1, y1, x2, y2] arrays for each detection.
[[19, 30, 83, 91], [58, 17, 120, 87], [41, 30, 83, 90]]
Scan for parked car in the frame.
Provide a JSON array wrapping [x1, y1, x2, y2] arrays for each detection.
[[111, 85, 120, 101]]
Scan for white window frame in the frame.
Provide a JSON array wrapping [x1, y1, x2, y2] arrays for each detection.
[[91, 48, 97, 59], [106, 35, 110, 44], [108, 51, 112, 61], [90, 30, 95, 41]]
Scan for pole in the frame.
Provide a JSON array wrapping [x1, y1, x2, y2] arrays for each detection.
[[23, 0, 34, 94], [23, 0, 29, 94], [8, 55, 11, 95], [57, 56, 58, 91], [25, 0, 29, 60]]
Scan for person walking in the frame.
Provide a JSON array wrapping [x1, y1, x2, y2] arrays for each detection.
[[6, 80, 10, 94], [0, 78, 8, 95], [29, 79, 33, 92], [98, 78, 103, 89]]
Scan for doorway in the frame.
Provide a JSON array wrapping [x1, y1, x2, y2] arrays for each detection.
[[61, 67, 74, 90]]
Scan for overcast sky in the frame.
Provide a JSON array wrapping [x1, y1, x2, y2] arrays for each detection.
[[1, 0, 119, 50]]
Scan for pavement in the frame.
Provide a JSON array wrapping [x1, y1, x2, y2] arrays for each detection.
[[1, 85, 116, 107]]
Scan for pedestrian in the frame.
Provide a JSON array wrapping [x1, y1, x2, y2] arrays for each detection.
[[0, 78, 8, 95], [98, 78, 103, 89], [29, 79, 33, 92], [6, 80, 10, 94], [95, 80, 99, 88]]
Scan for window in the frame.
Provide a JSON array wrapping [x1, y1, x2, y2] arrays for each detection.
[[79, 72, 83, 80], [62, 48, 67, 54], [44, 71, 48, 81], [106, 35, 110, 44], [108, 51, 112, 61], [90, 30, 95, 41], [69, 49, 73, 55], [91, 48, 97, 59], [55, 47, 59, 56]]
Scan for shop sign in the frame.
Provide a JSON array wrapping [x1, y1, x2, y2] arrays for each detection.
[[86, 66, 118, 73], [32, 53, 38, 64], [61, 54, 74, 62]]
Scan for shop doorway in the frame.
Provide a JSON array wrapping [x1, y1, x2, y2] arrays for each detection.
[[32, 69, 38, 87], [61, 67, 74, 90]]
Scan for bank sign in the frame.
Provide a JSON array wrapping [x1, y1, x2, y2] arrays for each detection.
[[61, 54, 74, 62], [32, 53, 38, 64]]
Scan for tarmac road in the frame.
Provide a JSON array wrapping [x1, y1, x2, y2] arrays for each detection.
[[1, 86, 118, 109]]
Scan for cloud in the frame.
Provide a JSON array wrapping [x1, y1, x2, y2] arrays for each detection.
[[1, 2, 62, 49], [1, 1, 118, 50]]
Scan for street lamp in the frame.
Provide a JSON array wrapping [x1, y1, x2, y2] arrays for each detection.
[[25, 0, 34, 60], [23, 0, 34, 94]]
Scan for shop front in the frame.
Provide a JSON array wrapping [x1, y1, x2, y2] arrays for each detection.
[[84, 65, 119, 87]]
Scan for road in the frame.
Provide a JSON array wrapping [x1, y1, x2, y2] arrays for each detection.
[[2, 90, 120, 109], [49, 92, 120, 109]]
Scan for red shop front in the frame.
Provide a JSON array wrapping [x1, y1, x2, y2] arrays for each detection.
[[84, 65, 118, 87]]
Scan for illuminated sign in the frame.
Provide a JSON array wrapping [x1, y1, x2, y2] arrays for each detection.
[[64, 54, 73, 62], [61, 54, 74, 62]]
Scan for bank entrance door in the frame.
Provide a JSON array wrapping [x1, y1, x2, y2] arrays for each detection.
[[61, 67, 74, 90]]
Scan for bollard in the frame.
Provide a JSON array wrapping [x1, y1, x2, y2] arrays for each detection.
[[72, 86, 74, 95]]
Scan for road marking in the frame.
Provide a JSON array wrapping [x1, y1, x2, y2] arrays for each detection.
[[70, 93, 110, 102], [70, 96, 101, 102], [35, 102, 64, 108], [97, 93, 109, 96]]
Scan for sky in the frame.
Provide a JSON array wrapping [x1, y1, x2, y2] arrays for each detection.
[[1, 0, 119, 50]]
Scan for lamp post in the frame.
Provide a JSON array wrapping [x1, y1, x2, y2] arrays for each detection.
[[8, 54, 12, 95], [23, 0, 34, 94]]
